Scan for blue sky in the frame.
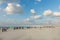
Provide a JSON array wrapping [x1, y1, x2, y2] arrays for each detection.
[[0, 0, 60, 26]]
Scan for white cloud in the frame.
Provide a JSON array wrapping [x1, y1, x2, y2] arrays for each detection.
[[25, 18, 30, 22], [24, 15, 42, 23], [43, 10, 52, 16], [30, 9, 36, 14], [34, 0, 41, 4], [43, 9, 60, 17], [31, 15, 42, 19], [4, 3, 23, 14], [36, 0, 41, 2], [16, 4, 21, 7], [53, 12, 60, 17]]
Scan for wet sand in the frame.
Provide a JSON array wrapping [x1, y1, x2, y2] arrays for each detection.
[[0, 28, 60, 40]]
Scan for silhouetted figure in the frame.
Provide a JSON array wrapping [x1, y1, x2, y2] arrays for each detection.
[[19, 27, 21, 29], [2, 27, 7, 32], [27, 27, 31, 29], [21, 27, 24, 29], [14, 27, 19, 30]]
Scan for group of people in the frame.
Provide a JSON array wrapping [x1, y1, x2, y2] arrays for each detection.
[[0, 27, 31, 32], [0, 26, 55, 32]]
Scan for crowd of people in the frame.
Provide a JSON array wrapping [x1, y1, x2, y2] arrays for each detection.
[[0, 27, 32, 32], [0, 26, 55, 32]]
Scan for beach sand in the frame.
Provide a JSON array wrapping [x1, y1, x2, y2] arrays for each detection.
[[0, 28, 60, 40]]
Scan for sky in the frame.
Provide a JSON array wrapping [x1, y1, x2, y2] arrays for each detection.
[[0, 0, 60, 26]]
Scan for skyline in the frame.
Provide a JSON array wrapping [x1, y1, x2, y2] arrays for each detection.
[[0, 0, 60, 26]]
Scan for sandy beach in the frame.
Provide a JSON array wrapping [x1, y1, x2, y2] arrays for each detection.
[[0, 28, 60, 40]]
